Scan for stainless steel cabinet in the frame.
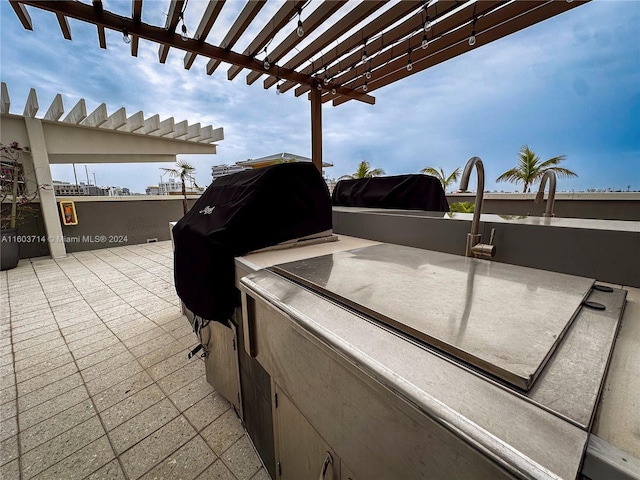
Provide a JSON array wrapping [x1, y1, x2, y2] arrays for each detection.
[[204, 318, 241, 413], [274, 384, 340, 480]]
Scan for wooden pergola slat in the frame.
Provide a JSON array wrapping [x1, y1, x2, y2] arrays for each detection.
[[332, 0, 587, 106], [245, 0, 348, 86], [206, 0, 267, 76], [262, 0, 387, 91], [309, 0, 500, 100], [293, 0, 466, 98], [278, 0, 426, 95], [55, 12, 71, 40], [159, 0, 186, 63], [184, 0, 226, 70], [15, 0, 373, 105], [226, 0, 306, 81]]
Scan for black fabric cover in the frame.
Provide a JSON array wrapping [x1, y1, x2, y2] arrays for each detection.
[[173, 162, 332, 322], [332, 174, 449, 211]]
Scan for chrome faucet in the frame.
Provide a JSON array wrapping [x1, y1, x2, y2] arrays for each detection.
[[459, 156, 495, 258], [535, 170, 556, 217]]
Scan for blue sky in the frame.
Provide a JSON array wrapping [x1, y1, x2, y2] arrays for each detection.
[[1, 0, 638, 193]]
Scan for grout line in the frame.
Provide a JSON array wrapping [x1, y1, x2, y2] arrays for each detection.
[[5, 268, 24, 480]]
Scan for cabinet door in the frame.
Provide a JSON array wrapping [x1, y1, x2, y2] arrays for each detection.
[[275, 385, 339, 480], [205, 319, 241, 413]]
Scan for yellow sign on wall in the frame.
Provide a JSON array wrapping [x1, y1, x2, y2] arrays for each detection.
[[59, 201, 78, 225]]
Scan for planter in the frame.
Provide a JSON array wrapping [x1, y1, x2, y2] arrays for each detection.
[[1, 228, 20, 271]]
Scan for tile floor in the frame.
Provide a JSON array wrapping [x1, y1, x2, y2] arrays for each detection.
[[0, 241, 270, 480]]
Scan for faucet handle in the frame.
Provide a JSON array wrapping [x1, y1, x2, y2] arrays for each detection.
[[489, 228, 496, 245]]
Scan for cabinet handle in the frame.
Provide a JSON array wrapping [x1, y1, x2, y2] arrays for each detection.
[[319, 452, 333, 480]]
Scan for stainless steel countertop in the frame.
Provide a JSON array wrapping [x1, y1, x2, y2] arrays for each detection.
[[241, 269, 589, 480], [273, 243, 594, 390]]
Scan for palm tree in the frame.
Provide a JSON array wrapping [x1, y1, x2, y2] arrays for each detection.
[[161, 160, 197, 215], [421, 166, 461, 192], [340, 160, 385, 180], [496, 145, 577, 193]]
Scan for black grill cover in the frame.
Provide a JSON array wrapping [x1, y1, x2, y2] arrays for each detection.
[[173, 162, 332, 322], [332, 174, 449, 211]]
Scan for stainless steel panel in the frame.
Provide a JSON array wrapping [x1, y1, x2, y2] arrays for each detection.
[[274, 385, 340, 480], [249, 296, 517, 480], [240, 269, 589, 480], [205, 319, 241, 413], [273, 243, 594, 390], [527, 287, 626, 429]]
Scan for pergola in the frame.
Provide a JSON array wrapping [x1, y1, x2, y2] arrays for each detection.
[[10, 0, 589, 171]]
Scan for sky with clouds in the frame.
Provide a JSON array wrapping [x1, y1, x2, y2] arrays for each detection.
[[1, 0, 638, 194]]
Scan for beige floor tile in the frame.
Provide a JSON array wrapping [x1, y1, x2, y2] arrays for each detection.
[[0, 458, 19, 480], [138, 340, 187, 368], [92, 371, 154, 412], [0, 400, 17, 421], [121, 326, 167, 350], [12, 331, 64, 354], [75, 343, 128, 370], [221, 436, 263, 480], [71, 334, 121, 360], [138, 435, 217, 480], [19, 385, 89, 430], [0, 434, 18, 466], [147, 350, 193, 381], [20, 416, 105, 479], [109, 397, 179, 454], [67, 330, 118, 353], [250, 468, 271, 480], [0, 415, 17, 443], [17, 373, 84, 413], [85, 361, 144, 397], [168, 375, 216, 412], [195, 458, 236, 480], [85, 458, 126, 479], [119, 415, 196, 479], [11, 324, 59, 344], [157, 359, 205, 395], [128, 332, 175, 358], [15, 352, 75, 384], [184, 391, 231, 432], [30, 435, 114, 480], [14, 344, 71, 372], [100, 384, 166, 431], [201, 409, 245, 456], [19, 399, 96, 453], [62, 324, 110, 344], [13, 334, 66, 362], [16, 362, 78, 397], [81, 350, 136, 382]]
